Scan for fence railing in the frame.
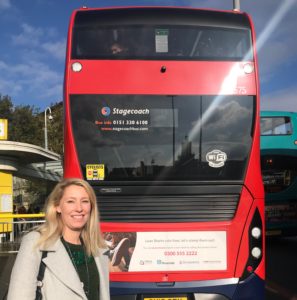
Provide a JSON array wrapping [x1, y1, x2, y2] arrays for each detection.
[[0, 214, 45, 253]]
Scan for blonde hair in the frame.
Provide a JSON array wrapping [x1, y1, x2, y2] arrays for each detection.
[[37, 178, 106, 256]]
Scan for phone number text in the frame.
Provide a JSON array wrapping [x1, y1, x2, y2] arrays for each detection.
[[112, 120, 148, 125], [164, 251, 197, 256]]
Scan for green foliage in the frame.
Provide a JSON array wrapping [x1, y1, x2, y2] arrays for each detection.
[[0, 95, 13, 119], [0, 95, 14, 134], [10, 105, 43, 145], [0, 94, 63, 154], [46, 102, 63, 155]]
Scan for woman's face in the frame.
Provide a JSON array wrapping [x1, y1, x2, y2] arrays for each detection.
[[56, 185, 92, 234]]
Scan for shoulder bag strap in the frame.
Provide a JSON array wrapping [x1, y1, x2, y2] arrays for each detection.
[[35, 251, 48, 300]]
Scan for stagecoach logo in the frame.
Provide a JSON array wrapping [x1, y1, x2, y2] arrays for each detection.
[[101, 106, 111, 116], [206, 150, 227, 168]]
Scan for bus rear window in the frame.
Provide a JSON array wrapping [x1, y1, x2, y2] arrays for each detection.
[[70, 95, 254, 182], [72, 25, 252, 61], [261, 117, 292, 135]]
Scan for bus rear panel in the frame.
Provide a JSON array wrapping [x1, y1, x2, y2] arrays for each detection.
[[261, 111, 297, 237], [64, 7, 265, 300]]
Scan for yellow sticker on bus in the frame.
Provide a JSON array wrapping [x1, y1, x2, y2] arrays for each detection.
[[86, 164, 105, 180]]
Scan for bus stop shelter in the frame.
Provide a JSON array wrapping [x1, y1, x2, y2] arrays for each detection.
[[0, 140, 61, 239]]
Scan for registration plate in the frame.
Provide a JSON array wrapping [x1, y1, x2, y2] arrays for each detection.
[[144, 297, 188, 300]]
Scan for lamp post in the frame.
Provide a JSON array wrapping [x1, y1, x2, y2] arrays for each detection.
[[44, 107, 53, 150], [233, 0, 240, 11]]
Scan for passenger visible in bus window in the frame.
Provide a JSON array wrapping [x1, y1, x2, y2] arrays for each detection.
[[7, 178, 110, 300], [110, 42, 128, 55]]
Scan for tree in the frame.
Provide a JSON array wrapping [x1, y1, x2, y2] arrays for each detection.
[[0, 95, 14, 137], [45, 102, 63, 155], [0, 95, 13, 118], [0, 95, 63, 153], [0, 95, 45, 145], [10, 105, 43, 146]]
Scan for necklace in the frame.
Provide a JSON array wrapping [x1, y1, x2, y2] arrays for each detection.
[[61, 237, 90, 297]]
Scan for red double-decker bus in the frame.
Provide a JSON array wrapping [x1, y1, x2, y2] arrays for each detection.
[[64, 5, 264, 300]]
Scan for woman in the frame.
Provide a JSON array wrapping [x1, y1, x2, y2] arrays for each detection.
[[8, 178, 110, 300]]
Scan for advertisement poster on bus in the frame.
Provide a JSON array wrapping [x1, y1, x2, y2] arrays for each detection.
[[105, 231, 227, 272]]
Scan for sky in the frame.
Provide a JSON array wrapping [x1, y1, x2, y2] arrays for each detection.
[[0, 0, 296, 112]]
